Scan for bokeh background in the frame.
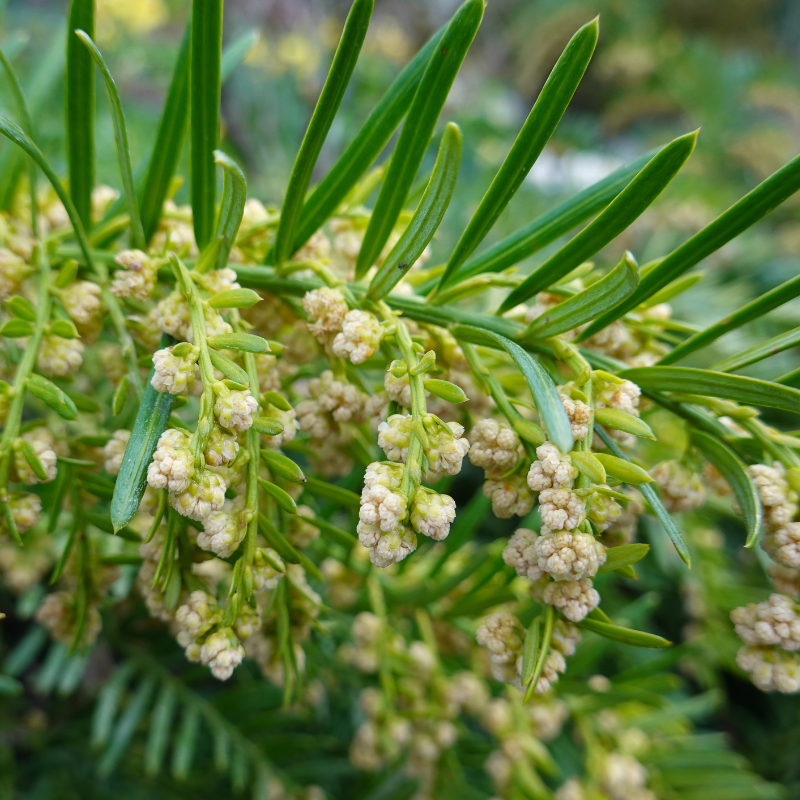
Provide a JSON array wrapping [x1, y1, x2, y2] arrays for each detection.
[[3, 0, 800, 796]]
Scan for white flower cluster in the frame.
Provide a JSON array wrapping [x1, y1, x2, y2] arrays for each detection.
[[475, 612, 523, 685], [560, 393, 593, 441], [534, 530, 607, 581], [35, 591, 101, 648], [539, 488, 585, 531], [332, 309, 384, 364], [296, 370, 367, 440], [731, 593, 800, 693], [469, 418, 523, 477], [0, 247, 29, 298], [213, 383, 258, 431], [748, 463, 800, 576], [61, 280, 102, 333], [37, 333, 84, 377], [151, 344, 199, 394], [103, 429, 131, 476], [503, 528, 544, 581], [110, 249, 157, 299], [197, 498, 246, 557], [601, 753, 655, 800], [175, 591, 245, 680], [7, 493, 42, 533], [527, 442, 575, 491], [302, 287, 347, 343], [146, 428, 226, 522], [595, 378, 642, 447], [410, 488, 456, 541], [483, 473, 534, 519], [649, 460, 707, 513], [543, 578, 600, 622], [357, 462, 415, 567]]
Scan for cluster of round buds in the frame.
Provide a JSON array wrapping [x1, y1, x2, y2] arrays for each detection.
[[469, 418, 523, 478], [111, 249, 158, 299], [600, 753, 655, 800], [197, 498, 247, 557], [559, 392, 593, 441], [203, 425, 239, 466], [377, 414, 412, 462], [534, 530, 607, 581], [735, 645, 800, 694], [103, 430, 131, 476], [147, 429, 193, 492], [296, 370, 367, 439], [410, 488, 456, 541], [750, 463, 797, 527], [503, 528, 545, 581], [151, 343, 199, 394], [60, 280, 102, 334], [13, 428, 57, 484], [332, 309, 384, 364], [595, 377, 642, 417], [539, 488, 585, 531], [199, 267, 239, 295], [768, 563, 800, 598], [649, 460, 706, 513], [384, 370, 413, 408], [260, 405, 297, 450], [358, 463, 416, 568], [475, 612, 523, 685], [543, 578, 600, 622], [6, 493, 42, 533], [587, 489, 624, 533], [483, 473, 534, 520], [527, 442, 575, 492], [731, 594, 800, 651], [213, 381, 258, 431], [200, 628, 246, 681], [339, 611, 406, 674], [35, 591, 101, 648], [302, 287, 347, 344], [0, 247, 30, 298], [426, 420, 470, 477], [37, 333, 84, 377], [169, 470, 226, 521]]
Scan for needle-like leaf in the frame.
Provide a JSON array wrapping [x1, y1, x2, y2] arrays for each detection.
[[210, 150, 247, 271], [76, 30, 146, 250], [499, 131, 697, 313], [367, 122, 462, 300], [354, 0, 484, 278], [524, 251, 638, 339], [690, 430, 762, 548], [710, 326, 800, 373], [191, 0, 223, 249], [584, 151, 800, 338], [451, 325, 573, 453], [619, 366, 800, 416], [292, 23, 448, 254], [437, 17, 598, 291], [272, 0, 374, 266], [66, 0, 94, 227]]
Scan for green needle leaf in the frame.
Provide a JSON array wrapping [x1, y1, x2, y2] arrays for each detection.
[[110, 336, 175, 532], [272, 0, 374, 266], [577, 617, 671, 648], [292, 22, 448, 254], [451, 325, 573, 453], [619, 366, 800, 416], [171, 705, 201, 780], [27, 374, 78, 420], [210, 150, 247, 271], [596, 426, 690, 567], [139, 21, 190, 243], [367, 122, 462, 300], [191, 0, 223, 249], [66, 0, 94, 227], [258, 478, 298, 515], [525, 251, 639, 339], [449, 151, 654, 286], [584, 151, 800, 339], [710, 326, 800, 373], [0, 46, 38, 236], [302, 477, 360, 510], [499, 130, 697, 312], [207, 332, 269, 353], [593, 453, 653, 485], [660, 272, 800, 366], [354, 0, 484, 278], [208, 348, 249, 384], [145, 683, 176, 777], [437, 17, 598, 290], [690, 430, 762, 548], [75, 30, 146, 250], [91, 662, 137, 748], [594, 407, 656, 440]]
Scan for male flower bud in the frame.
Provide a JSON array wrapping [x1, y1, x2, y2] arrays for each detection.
[[151, 343, 199, 395], [111, 249, 157, 299], [378, 414, 412, 462], [147, 428, 193, 492], [37, 334, 84, 377], [213, 381, 258, 431], [410, 488, 456, 541], [302, 287, 347, 341], [332, 309, 384, 364], [533, 530, 607, 581], [527, 442, 575, 492], [425, 420, 470, 477], [543, 578, 600, 622], [203, 425, 239, 466], [169, 471, 227, 521], [469, 419, 523, 478]]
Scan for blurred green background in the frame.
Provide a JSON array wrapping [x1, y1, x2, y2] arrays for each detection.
[[2, 0, 800, 796]]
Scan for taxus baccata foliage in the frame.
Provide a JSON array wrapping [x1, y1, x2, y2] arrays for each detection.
[[0, 1, 797, 798]]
